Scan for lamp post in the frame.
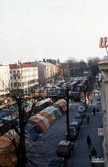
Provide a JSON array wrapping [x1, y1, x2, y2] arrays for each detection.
[[66, 87, 70, 140]]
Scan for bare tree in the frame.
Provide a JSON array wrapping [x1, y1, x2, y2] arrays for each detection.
[[0, 97, 40, 167]]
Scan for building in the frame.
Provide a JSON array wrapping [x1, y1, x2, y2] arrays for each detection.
[[0, 63, 10, 96], [34, 60, 56, 85], [9, 62, 39, 95], [98, 60, 108, 167]]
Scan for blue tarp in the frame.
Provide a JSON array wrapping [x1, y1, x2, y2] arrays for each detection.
[[69, 91, 78, 96], [16, 124, 39, 141], [0, 109, 10, 118], [25, 125, 39, 141]]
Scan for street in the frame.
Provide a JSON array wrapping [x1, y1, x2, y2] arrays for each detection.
[[27, 92, 104, 167]]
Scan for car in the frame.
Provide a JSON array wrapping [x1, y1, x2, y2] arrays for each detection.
[[56, 140, 74, 158], [78, 105, 86, 112], [77, 111, 85, 118], [47, 157, 63, 167], [73, 114, 83, 124], [69, 121, 80, 131], [65, 121, 80, 140], [66, 128, 79, 140]]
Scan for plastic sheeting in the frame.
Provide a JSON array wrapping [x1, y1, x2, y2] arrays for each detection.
[[35, 114, 50, 129], [0, 132, 19, 167], [39, 111, 54, 125], [29, 116, 48, 132], [42, 106, 62, 120], [54, 99, 67, 112], [25, 125, 39, 141]]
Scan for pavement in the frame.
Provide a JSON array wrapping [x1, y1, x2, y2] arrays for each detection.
[[68, 92, 104, 167]]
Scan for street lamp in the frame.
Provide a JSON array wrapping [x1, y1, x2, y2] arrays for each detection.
[[65, 87, 70, 140]]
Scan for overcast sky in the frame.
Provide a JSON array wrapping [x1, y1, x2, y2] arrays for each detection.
[[1, 0, 108, 64]]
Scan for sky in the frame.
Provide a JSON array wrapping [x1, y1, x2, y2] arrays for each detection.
[[1, 0, 108, 64]]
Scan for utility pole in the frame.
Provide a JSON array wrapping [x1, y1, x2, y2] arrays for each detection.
[[66, 87, 70, 140]]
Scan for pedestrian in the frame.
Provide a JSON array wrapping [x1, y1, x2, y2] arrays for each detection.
[[86, 115, 90, 124], [92, 107, 96, 115], [86, 135, 92, 147], [90, 148, 97, 157], [97, 108, 99, 112]]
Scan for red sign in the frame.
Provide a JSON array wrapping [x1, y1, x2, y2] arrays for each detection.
[[99, 37, 108, 48], [98, 128, 104, 136]]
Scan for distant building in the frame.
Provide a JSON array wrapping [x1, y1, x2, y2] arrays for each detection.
[[0, 63, 10, 96], [98, 60, 108, 167], [9, 61, 39, 95], [33, 60, 56, 85]]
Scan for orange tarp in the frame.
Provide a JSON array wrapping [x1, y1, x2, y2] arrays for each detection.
[[54, 99, 67, 112], [39, 111, 54, 125], [28, 92, 47, 98], [29, 116, 47, 132], [0, 134, 18, 167], [0, 132, 28, 167]]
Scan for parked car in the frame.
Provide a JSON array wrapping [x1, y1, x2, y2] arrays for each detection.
[[69, 121, 80, 131], [78, 105, 86, 112], [66, 128, 79, 140], [66, 121, 80, 140], [56, 140, 74, 158], [73, 114, 83, 124], [47, 157, 63, 167], [77, 111, 85, 118]]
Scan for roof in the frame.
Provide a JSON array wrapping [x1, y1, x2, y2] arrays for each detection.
[[37, 61, 56, 66], [9, 63, 35, 69], [58, 140, 70, 146], [70, 121, 79, 125], [98, 60, 108, 65]]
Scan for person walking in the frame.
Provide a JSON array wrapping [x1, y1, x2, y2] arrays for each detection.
[[89, 148, 97, 160], [86, 135, 92, 147], [92, 107, 96, 115], [86, 115, 90, 124], [90, 148, 97, 156]]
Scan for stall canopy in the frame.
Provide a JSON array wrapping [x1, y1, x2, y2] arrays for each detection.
[[27, 120, 43, 134], [25, 125, 39, 141], [34, 98, 52, 113], [16, 124, 39, 141], [0, 131, 19, 167], [41, 105, 62, 120], [35, 113, 50, 129], [0, 109, 10, 119], [29, 116, 48, 132], [41, 107, 56, 121], [54, 99, 67, 112], [39, 110, 54, 125]]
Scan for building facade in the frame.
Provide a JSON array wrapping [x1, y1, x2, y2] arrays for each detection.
[[34, 60, 56, 85], [0, 63, 10, 96], [9, 62, 39, 95], [98, 60, 108, 167]]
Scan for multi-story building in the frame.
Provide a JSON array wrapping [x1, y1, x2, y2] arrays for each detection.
[[98, 60, 108, 167], [9, 62, 39, 95], [0, 63, 10, 96], [34, 60, 56, 85]]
